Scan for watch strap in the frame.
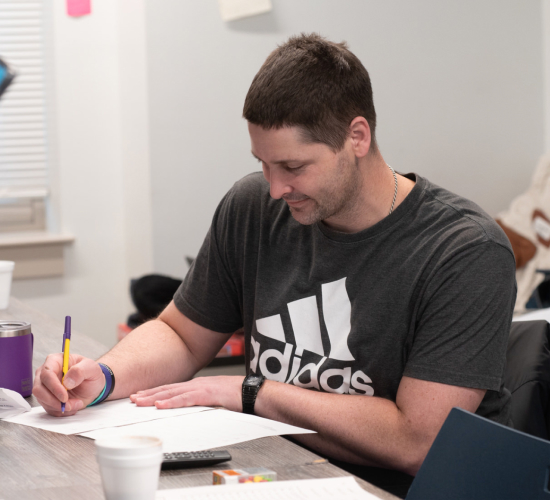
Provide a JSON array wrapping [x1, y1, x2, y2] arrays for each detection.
[[242, 374, 265, 415]]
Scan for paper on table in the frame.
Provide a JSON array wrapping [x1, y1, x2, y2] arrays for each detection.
[[3, 398, 212, 435], [156, 476, 381, 500], [0, 388, 32, 419], [218, 0, 272, 22], [80, 408, 315, 451]]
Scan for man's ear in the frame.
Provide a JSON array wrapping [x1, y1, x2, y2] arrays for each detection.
[[348, 117, 372, 158]]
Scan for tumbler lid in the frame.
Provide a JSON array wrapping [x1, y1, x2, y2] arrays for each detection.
[[0, 321, 31, 337]]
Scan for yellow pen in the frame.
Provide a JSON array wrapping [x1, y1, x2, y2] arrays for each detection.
[[61, 316, 71, 413]]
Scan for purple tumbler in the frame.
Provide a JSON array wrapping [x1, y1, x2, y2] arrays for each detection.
[[0, 321, 33, 397]]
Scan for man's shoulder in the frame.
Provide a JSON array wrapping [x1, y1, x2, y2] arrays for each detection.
[[226, 171, 296, 216], [419, 176, 513, 255], [213, 171, 288, 231], [230, 171, 269, 198], [216, 172, 268, 213]]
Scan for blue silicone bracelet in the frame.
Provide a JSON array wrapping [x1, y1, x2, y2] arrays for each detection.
[[87, 382, 107, 407], [87, 363, 114, 407]]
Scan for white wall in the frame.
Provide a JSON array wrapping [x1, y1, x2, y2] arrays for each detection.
[[11, 0, 153, 349], [10, 0, 547, 345], [146, 0, 544, 278]]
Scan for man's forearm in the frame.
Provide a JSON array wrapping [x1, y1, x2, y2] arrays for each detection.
[[254, 381, 431, 475], [98, 318, 199, 401]]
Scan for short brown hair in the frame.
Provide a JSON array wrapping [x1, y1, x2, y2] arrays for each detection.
[[243, 33, 377, 152]]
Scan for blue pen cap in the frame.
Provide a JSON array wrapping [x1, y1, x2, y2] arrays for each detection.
[[64, 316, 71, 339]]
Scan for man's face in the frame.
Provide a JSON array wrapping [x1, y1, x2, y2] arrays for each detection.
[[248, 123, 362, 227]]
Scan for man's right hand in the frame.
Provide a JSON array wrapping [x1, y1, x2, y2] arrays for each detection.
[[33, 354, 105, 417]]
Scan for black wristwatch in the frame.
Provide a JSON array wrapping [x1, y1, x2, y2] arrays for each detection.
[[242, 374, 266, 415]]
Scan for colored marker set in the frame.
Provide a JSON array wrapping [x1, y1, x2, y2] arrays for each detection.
[[213, 467, 277, 485]]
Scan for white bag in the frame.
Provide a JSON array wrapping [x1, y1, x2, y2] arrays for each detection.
[[497, 154, 550, 313]]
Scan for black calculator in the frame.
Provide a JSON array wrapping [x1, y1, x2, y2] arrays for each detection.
[[161, 450, 232, 470]]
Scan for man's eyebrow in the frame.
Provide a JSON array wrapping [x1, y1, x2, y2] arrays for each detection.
[[250, 152, 301, 165]]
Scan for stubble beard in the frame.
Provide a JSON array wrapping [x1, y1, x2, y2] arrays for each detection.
[[288, 155, 363, 226]]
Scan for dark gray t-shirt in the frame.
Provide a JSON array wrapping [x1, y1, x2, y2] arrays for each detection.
[[174, 172, 517, 424]]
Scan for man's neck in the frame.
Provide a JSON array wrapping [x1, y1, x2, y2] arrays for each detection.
[[322, 154, 416, 234]]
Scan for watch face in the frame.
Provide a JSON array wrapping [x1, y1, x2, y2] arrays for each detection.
[[244, 375, 262, 387]]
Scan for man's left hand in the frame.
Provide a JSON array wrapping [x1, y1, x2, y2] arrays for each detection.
[[129, 376, 245, 412]]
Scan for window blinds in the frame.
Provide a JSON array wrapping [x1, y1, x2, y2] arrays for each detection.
[[0, 1, 48, 200]]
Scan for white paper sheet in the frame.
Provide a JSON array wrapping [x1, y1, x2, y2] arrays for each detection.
[[218, 0, 272, 22], [0, 388, 32, 419], [3, 398, 212, 435], [80, 408, 315, 451], [156, 476, 381, 500]]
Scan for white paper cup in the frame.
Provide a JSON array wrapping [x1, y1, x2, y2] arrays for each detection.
[[95, 436, 163, 500], [0, 261, 14, 310]]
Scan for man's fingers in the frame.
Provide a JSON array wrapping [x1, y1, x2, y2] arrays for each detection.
[[133, 384, 201, 407], [131, 377, 238, 410], [42, 398, 84, 417], [132, 385, 172, 398], [131, 383, 193, 403], [39, 354, 67, 402], [63, 357, 97, 390], [130, 389, 159, 403], [155, 392, 198, 410], [134, 389, 174, 406], [33, 377, 67, 409], [35, 382, 80, 415], [66, 398, 84, 413], [34, 354, 104, 416]]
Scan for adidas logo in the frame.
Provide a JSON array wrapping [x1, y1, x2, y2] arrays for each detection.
[[251, 277, 374, 396]]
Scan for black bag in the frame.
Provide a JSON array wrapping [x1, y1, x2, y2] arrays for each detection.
[[127, 274, 182, 327], [504, 320, 550, 439]]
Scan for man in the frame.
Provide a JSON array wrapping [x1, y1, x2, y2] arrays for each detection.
[[34, 34, 516, 496]]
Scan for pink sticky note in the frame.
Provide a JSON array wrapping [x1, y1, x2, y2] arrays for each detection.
[[67, 0, 91, 17]]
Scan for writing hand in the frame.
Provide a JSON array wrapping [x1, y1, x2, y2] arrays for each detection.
[[33, 354, 105, 417], [130, 376, 244, 413]]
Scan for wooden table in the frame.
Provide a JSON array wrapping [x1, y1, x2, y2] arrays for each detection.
[[0, 297, 397, 500]]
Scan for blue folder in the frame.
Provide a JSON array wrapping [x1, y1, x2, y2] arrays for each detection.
[[406, 407, 550, 499]]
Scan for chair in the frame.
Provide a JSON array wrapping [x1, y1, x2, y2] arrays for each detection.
[[406, 407, 550, 500], [505, 320, 550, 439]]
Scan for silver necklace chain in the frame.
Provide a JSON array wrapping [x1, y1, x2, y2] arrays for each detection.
[[388, 164, 398, 215]]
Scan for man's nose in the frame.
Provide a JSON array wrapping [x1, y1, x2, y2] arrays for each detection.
[[266, 167, 292, 200]]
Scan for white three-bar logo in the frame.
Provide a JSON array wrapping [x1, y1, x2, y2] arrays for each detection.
[[251, 277, 374, 395]]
